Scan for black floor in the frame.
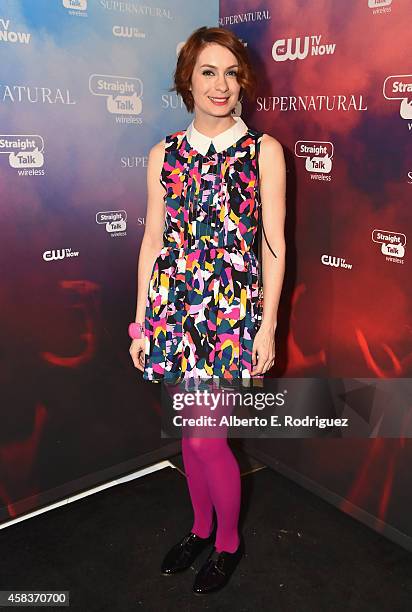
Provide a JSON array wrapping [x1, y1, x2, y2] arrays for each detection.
[[0, 449, 411, 611]]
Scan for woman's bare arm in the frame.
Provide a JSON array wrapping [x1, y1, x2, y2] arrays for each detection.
[[133, 139, 167, 323], [258, 134, 286, 333]]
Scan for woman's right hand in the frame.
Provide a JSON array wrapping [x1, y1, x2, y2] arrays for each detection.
[[129, 338, 146, 372]]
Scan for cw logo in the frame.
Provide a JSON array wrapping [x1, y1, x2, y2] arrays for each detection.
[[321, 255, 352, 270], [272, 35, 336, 62], [113, 26, 144, 39], [43, 248, 79, 262]]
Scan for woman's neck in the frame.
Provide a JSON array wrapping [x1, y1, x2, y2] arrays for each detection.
[[192, 114, 236, 138]]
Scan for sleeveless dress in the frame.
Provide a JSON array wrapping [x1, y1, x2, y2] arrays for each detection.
[[143, 125, 263, 384]]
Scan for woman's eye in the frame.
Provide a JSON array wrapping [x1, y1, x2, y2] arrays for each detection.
[[202, 70, 238, 77]]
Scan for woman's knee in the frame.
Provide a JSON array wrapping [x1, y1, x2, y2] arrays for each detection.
[[185, 436, 228, 461]]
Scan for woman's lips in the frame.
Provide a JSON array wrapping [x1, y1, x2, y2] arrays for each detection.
[[208, 96, 229, 106]]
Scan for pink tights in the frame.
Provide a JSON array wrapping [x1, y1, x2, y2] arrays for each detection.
[[181, 436, 241, 553]]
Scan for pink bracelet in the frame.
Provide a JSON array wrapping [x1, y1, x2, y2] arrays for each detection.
[[128, 322, 145, 339]]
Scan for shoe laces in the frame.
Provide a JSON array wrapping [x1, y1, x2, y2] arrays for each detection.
[[184, 532, 210, 547], [181, 533, 197, 546], [208, 549, 226, 573]]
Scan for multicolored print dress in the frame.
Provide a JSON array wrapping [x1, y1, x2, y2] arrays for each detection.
[[143, 116, 263, 384]]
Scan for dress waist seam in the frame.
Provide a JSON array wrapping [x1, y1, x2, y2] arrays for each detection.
[[160, 244, 252, 254]]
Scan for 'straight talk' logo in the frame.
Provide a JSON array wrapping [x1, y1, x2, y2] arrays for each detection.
[[383, 74, 412, 121], [295, 140, 333, 181], [368, 0, 392, 8], [89, 74, 143, 116], [63, 0, 87, 11], [372, 229, 406, 263], [0, 134, 44, 168]]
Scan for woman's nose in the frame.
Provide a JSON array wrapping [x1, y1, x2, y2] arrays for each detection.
[[215, 76, 229, 91]]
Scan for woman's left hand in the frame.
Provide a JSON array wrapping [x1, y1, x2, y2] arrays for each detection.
[[251, 326, 276, 376]]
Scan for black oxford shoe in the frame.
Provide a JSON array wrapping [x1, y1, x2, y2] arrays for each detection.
[[160, 527, 215, 575], [192, 537, 244, 594]]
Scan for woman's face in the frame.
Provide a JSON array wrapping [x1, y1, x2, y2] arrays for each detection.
[[190, 42, 241, 117]]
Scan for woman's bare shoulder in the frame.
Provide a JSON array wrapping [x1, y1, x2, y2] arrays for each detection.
[[149, 138, 166, 158], [259, 133, 286, 183], [260, 133, 284, 156]]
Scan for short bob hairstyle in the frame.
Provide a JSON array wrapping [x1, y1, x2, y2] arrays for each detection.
[[171, 26, 257, 114]]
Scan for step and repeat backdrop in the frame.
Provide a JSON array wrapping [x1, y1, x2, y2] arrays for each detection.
[[1, 0, 411, 551], [219, 0, 412, 548], [0, 0, 217, 522]]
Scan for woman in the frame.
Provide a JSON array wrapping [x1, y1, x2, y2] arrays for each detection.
[[129, 26, 286, 594]]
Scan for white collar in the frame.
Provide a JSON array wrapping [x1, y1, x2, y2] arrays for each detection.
[[185, 115, 249, 155]]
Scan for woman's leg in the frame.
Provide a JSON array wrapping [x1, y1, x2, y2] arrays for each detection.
[[184, 436, 241, 553], [181, 437, 215, 538]]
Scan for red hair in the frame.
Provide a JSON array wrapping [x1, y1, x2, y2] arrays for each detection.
[[171, 26, 257, 113]]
